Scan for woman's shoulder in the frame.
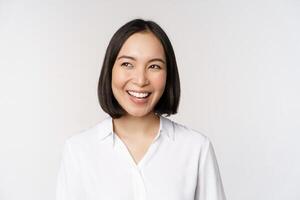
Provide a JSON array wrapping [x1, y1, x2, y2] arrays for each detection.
[[162, 116, 211, 146], [64, 116, 111, 146]]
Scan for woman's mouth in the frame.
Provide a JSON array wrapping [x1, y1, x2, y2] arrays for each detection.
[[126, 90, 152, 104], [127, 90, 151, 99]]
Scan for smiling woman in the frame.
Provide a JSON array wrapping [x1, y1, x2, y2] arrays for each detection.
[[98, 19, 180, 119], [111, 32, 167, 117], [56, 19, 226, 200]]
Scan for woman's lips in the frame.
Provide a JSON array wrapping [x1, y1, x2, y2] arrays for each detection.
[[126, 90, 151, 98], [126, 90, 152, 104]]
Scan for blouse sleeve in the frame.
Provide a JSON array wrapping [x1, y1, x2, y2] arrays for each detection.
[[56, 140, 85, 200], [195, 138, 226, 200]]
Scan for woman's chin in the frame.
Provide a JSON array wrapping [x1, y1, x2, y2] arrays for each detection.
[[125, 109, 154, 118]]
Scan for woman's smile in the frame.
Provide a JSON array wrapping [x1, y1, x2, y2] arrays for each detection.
[[127, 90, 151, 98], [126, 90, 152, 105]]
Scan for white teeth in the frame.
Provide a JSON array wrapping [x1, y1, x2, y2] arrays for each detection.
[[128, 91, 150, 98]]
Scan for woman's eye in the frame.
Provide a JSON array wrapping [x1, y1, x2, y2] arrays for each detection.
[[149, 64, 161, 69], [121, 62, 133, 68]]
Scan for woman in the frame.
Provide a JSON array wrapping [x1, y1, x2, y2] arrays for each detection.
[[56, 19, 226, 200]]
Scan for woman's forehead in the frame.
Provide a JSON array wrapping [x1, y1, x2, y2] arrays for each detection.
[[117, 32, 166, 61]]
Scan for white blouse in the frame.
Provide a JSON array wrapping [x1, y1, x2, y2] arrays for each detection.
[[56, 115, 226, 200]]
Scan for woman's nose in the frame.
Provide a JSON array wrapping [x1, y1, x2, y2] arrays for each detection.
[[132, 68, 149, 86]]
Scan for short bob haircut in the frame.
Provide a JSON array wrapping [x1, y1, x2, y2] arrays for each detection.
[[98, 18, 180, 119]]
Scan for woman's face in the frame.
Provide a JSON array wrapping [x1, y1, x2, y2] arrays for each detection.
[[111, 31, 167, 118]]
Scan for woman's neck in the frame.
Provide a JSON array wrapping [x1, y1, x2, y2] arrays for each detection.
[[112, 112, 160, 139]]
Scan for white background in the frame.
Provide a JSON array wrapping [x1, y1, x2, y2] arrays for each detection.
[[0, 0, 299, 199]]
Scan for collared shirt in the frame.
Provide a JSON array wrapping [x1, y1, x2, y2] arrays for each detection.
[[56, 115, 226, 200]]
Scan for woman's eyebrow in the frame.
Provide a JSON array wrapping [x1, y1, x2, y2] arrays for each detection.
[[148, 58, 166, 64], [117, 55, 165, 64]]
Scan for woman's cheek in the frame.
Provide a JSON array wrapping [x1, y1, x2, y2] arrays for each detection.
[[152, 72, 167, 89], [119, 72, 131, 86], [112, 69, 130, 87]]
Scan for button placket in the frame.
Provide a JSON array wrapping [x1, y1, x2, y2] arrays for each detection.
[[132, 167, 147, 200], [113, 131, 163, 200]]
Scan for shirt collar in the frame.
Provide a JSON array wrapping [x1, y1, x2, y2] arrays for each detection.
[[96, 115, 175, 142]]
